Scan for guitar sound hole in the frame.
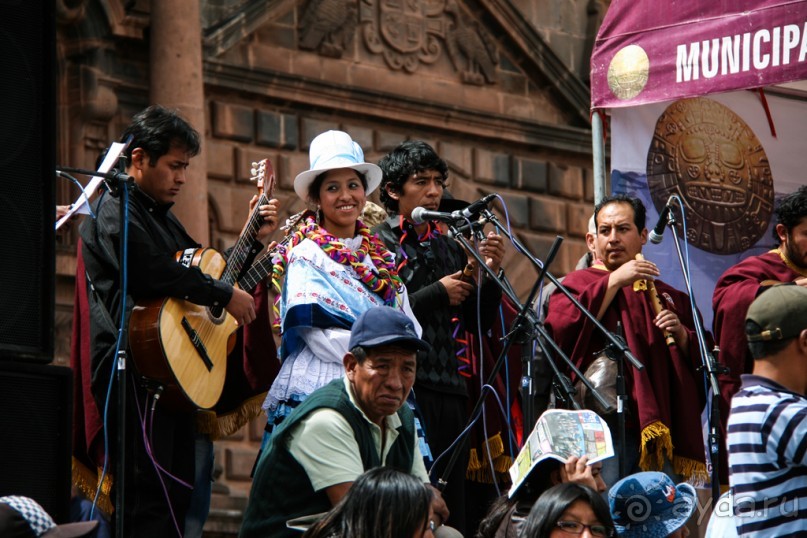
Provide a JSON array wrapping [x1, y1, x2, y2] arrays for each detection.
[[208, 305, 225, 323]]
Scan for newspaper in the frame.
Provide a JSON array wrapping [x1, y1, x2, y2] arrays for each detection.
[[508, 409, 613, 497]]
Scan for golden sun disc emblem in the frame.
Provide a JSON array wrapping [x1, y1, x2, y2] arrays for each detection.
[[607, 45, 650, 100]]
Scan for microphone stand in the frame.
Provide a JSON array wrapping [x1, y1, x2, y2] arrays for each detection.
[[600, 321, 629, 479], [435, 216, 611, 493], [58, 163, 134, 534], [663, 207, 724, 504], [481, 209, 643, 373], [479, 208, 645, 477]]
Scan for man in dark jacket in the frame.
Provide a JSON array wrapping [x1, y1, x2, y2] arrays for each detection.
[[78, 105, 270, 536], [373, 140, 504, 534]]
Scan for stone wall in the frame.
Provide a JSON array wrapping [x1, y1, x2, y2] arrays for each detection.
[[52, 0, 602, 533]]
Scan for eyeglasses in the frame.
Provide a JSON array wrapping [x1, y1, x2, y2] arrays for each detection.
[[555, 520, 614, 537]]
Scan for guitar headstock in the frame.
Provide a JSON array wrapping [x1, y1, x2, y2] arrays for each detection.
[[250, 159, 276, 198]]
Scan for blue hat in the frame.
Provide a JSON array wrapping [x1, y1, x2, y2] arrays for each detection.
[[608, 472, 696, 538], [349, 307, 430, 352]]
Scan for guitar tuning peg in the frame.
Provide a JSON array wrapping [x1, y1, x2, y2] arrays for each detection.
[[251, 161, 258, 167], [250, 168, 258, 177]]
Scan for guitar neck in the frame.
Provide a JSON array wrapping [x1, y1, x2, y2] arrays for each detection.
[[238, 248, 274, 293], [237, 210, 308, 292], [223, 192, 270, 283]]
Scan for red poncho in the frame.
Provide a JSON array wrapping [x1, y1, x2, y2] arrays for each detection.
[[545, 265, 708, 482], [712, 250, 804, 416]]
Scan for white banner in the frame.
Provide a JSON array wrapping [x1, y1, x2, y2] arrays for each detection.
[[611, 90, 804, 328]]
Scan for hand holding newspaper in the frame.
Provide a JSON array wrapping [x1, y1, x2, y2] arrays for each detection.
[[508, 409, 613, 497]]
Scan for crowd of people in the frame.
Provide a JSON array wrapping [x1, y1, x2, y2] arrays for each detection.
[[58, 105, 807, 537]]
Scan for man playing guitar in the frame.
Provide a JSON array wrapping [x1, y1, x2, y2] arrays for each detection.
[[77, 105, 278, 537]]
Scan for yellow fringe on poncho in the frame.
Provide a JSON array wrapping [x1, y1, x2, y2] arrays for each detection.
[[196, 391, 267, 440], [72, 457, 114, 514], [639, 420, 708, 484], [466, 432, 513, 484]]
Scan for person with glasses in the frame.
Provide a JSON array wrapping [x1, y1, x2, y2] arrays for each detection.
[[373, 140, 505, 535], [475, 455, 608, 538], [520, 482, 615, 538]]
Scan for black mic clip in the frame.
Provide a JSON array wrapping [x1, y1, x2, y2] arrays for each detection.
[[648, 198, 677, 245]]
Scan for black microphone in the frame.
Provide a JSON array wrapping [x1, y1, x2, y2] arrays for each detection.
[[410, 206, 463, 224], [460, 193, 497, 218], [648, 199, 675, 244]]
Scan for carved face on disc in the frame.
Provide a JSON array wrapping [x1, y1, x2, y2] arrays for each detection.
[[646, 98, 774, 254]]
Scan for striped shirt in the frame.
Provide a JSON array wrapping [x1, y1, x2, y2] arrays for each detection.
[[727, 374, 807, 537]]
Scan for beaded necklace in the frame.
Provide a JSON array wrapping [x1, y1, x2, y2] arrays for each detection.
[[271, 213, 404, 308]]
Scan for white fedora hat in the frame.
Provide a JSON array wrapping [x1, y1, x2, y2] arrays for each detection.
[[293, 130, 382, 201]]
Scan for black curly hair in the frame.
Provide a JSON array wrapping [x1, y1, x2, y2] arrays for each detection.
[[773, 185, 807, 241], [120, 105, 201, 166], [377, 140, 448, 213]]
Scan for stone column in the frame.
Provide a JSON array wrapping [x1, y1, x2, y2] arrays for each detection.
[[149, 0, 209, 244]]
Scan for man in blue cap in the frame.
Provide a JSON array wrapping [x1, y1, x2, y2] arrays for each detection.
[[240, 306, 450, 538]]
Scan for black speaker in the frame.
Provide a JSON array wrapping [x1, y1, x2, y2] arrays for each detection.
[[0, 0, 56, 361], [0, 361, 72, 523]]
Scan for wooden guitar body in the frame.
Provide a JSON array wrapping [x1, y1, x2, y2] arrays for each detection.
[[129, 248, 237, 410]]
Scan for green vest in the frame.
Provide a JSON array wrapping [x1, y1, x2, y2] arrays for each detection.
[[239, 378, 416, 538]]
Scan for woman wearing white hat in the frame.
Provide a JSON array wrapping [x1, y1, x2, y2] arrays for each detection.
[[259, 130, 420, 444]]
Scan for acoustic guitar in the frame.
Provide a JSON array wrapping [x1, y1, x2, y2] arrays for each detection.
[[129, 160, 275, 410]]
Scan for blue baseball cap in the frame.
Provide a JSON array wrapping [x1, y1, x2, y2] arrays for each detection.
[[349, 307, 430, 352], [609, 472, 696, 538]]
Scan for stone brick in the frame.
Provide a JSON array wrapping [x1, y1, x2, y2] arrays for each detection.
[[301, 118, 338, 148], [225, 447, 258, 482], [546, 32, 584, 74], [205, 140, 235, 180], [497, 70, 528, 95], [439, 142, 472, 177], [208, 181, 238, 233], [503, 95, 536, 119], [514, 157, 547, 193], [278, 153, 312, 194], [496, 192, 529, 228], [256, 110, 298, 150], [567, 201, 594, 238], [462, 84, 501, 115], [249, 415, 265, 443], [254, 24, 296, 51], [519, 231, 558, 268], [559, 238, 590, 276], [474, 149, 511, 187], [343, 125, 373, 153], [548, 163, 583, 200], [209, 180, 264, 234], [504, 255, 541, 299], [211, 101, 254, 142], [583, 168, 596, 203], [376, 130, 408, 153], [291, 51, 326, 81], [236, 147, 280, 186], [529, 195, 566, 233]]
